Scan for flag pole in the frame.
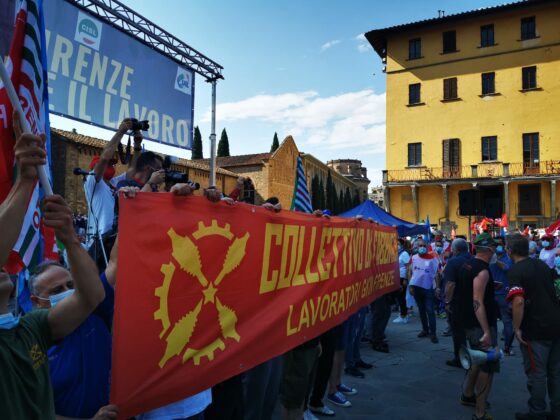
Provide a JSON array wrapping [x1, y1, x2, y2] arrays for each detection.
[[0, 58, 53, 196]]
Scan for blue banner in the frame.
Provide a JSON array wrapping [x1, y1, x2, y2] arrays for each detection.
[[43, 0, 194, 149]]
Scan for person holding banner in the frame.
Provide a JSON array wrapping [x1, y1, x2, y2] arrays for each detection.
[[0, 121, 106, 420]]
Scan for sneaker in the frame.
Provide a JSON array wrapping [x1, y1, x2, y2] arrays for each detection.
[[327, 391, 352, 407], [308, 405, 335, 417], [417, 330, 428, 338], [402, 315, 410, 324], [461, 394, 491, 409], [431, 334, 439, 344], [344, 366, 365, 378], [504, 348, 515, 356], [337, 383, 358, 396], [393, 316, 405, 324], [372, 342, 389, 353], [472, 413, 493, 420], [355, 360, 373, 370], [304, 409, 319, 420]]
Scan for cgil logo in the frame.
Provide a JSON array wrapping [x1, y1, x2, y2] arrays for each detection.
[[177, 73, 190, 89], [79, 19, 99, 41]]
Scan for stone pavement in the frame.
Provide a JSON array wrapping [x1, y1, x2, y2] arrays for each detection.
[[277, 311, 530, 420]]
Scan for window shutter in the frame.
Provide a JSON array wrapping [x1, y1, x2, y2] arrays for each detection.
[[442, 140, 450, 168], [443, 79, 449, 99], [451, 139, 460, 168]]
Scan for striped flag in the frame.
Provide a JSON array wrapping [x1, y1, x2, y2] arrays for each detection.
[[0, 0, 56, 273], [290, 155, 313, 213]]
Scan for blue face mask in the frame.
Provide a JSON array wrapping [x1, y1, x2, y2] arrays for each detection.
[[496, 245, 504, 254], [435, 246, 443, 253], [418, 246, 427, 255], [555, 256, 560, 269], [37, 289, 75, 308], [542, 241, 550, 248], [0, 312, 20, 330]]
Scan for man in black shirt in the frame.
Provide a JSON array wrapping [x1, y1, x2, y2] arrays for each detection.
[[506, 233, 560, 420], [456, 233, 499, 420]]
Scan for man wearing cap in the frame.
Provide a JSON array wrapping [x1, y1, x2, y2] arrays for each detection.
[[456, 233, 500, 420], [84, 119, 141, 269]]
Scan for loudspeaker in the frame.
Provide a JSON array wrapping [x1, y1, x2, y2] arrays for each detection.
[[482, 196, 502, 219], [458, 189, 480, 216], [459, 346, 503, 370]]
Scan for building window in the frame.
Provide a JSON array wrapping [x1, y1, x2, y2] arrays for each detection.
[[408, 143, 422, 166], [518, 184, 541, 216], [480, 24, 495, 47], [522, 66, 537, 90], [409, 38, 421, 59], [521, 16, 536, 40], [523, 133, 539, 173], [442, 138, 461, 177], [442, 30, 457, 53], [481, 72, 495, 95], [408, 83, 421, 104], [481, 136, 497, 161], [443, 77, 458, 100]]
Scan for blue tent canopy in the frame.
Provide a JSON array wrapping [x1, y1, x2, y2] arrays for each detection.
[[338, 200, 429, 238]]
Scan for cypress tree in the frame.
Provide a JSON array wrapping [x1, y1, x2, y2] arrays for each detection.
[[353, 191, 361, 207], [338, 189, 344, 214], [344, 187, 352, 210], [270, 132, 280, 153], [311, 175, 320, 210], [326, 171, 334, 212], [191, 126, 203, 159], [217, 128, 230, 157], [318, 178, 326, 209]]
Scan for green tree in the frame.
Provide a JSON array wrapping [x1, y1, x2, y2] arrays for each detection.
[[217, 128, 230, 157], [191, 126, 203, 159], [344, 187, 352, 211], [338, 189, 344, 214], [270, 132, 279, 153], [326, 171, 335, 211], [318, 178, 326, 209], [311, 175, 320, 210]]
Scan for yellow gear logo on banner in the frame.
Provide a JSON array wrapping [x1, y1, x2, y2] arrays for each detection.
[[154, 220, 250, 368]]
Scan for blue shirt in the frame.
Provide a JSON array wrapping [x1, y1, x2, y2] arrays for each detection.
[[48, 273, 114, 418], [490, 253, 512, 296]]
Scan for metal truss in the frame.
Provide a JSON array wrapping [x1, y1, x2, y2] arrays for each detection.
[[66, 0, 224, 81]]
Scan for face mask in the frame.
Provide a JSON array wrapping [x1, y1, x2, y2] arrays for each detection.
[[496, 245, 504, 254], [418, 246, 427, 255], [435, 246, 443, 253], [45, 289, 75, 308], [0, 312, 20, 330], [542, 241, 550, 248], [555, 256, 560, 269]]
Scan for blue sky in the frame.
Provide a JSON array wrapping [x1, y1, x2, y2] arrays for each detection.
[[52, 0, 506, 185]]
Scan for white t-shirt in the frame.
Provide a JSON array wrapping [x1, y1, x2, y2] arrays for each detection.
[[539, 247, 556, 269], [137, 389, 212, 420], [409, 254, 439, 290], [398, 250, 410, 278], [84, 173, 125, 241]]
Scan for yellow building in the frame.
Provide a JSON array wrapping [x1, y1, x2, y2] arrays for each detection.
[[366, 0, 560, 235]]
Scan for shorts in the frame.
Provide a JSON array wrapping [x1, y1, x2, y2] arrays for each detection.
[[279, 346, 319, 410], [464, 326, 500, 373]]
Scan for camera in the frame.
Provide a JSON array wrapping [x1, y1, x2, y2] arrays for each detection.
[[162, 155, 200, 189], [130, 118, 150, 131]]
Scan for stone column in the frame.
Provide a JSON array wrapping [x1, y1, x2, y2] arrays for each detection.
[[551, 180, 557, 219], [503, 181, 510, 224], [442, 184, 449, 220], [383, 187, 391, 213], [411, 184, 419, 222]]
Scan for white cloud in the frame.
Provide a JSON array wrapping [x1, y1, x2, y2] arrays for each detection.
[[355, 33, 370, 53], [320, 39, 341, 52], [202, 89, 386, 155]]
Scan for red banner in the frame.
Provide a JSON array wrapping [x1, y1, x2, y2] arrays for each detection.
[[111, 193, 399, 417]]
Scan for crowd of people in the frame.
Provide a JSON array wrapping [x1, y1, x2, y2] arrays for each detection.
[[1, 114, 559, 420]]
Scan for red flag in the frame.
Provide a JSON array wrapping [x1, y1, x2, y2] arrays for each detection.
[[546, 219, 560, 235], [522, 226, 530, 236], [500, 213, 508, 228], [111, 194, 399, 417]]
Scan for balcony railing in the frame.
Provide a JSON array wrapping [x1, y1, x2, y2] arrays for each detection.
[[384, 161, 560, 183]]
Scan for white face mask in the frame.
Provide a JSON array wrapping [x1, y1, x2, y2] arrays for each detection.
[[0, 312, 20, 330], [37, 288, 75, 308]]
